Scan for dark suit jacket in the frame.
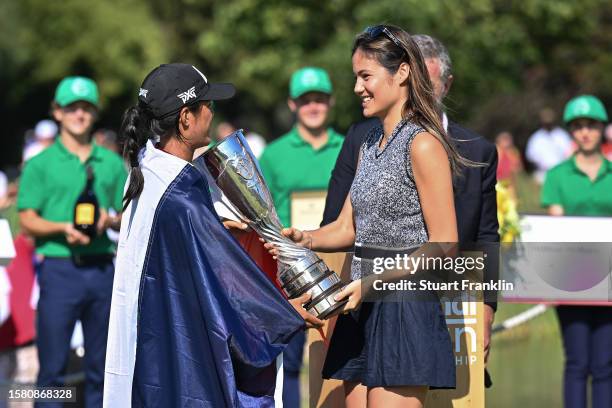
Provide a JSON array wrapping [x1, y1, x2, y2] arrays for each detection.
[[321, 118, 499, 310]]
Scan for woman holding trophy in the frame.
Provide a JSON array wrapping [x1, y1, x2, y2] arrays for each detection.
[[103, 63, 319, 408], [266, 25, 470, 407]]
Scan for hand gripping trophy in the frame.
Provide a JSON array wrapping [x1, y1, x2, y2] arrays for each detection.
[[197, 130, 346, 319]]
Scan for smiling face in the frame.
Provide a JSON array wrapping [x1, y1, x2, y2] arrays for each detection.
[[288, 91, 331, 131], [53, 101, 97, 138], [352, 48, 408, 120], [569, 118, 604, 154]]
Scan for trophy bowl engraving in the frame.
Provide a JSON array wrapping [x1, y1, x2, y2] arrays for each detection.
[[197, 130, 347, 319]]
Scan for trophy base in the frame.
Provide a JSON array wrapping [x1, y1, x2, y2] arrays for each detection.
[[304, 276, 347, 319], [312, 297, 348, 320], [279, 256, 347, 320]]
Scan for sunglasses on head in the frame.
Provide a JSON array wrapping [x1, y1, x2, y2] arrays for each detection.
[[365, 25, 406, 54]]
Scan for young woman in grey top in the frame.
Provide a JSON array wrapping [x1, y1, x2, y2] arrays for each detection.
[[267, 25, 470, 408]]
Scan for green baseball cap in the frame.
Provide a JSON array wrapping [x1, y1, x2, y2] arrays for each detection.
[[54, 76, 100, 107], [563, 95, 608, 124], [289, 67, 333, 99]]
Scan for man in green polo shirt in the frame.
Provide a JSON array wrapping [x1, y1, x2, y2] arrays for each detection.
[[17, 76, 127, 408], [541, 94, 612, 408], [542, 95, 612, 216], [259, 67, 344, 227], [258, 67, 343, 408]]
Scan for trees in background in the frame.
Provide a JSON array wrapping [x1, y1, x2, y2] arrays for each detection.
[[1, 0, 611, 166]]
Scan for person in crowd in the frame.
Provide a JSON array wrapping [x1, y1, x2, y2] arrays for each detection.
[[495, 130, 523, 195], [245, 131, 267, 159], [258, 66, 344, 407], [17, 76, 127, 408], [212, 120, 266, 158], [215, 120, 237, 141], [93, 128, 120, 153], [259, 67, 343, 228], [541, 95, 612, 408], [22, 120, 58, 162], [526, 107, 573, 184], [267, 25, 471, 407], [0, 167, 22, 234], [320, 33, 500, 389], [92, 128, 122, 243], [0, 170, 8, 210], [602, 123, 612, 160], [104, 63, 320, 408], [0, 167, 38, 405]]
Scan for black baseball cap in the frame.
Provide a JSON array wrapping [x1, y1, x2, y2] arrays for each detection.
[[137, 63, 235, 119]]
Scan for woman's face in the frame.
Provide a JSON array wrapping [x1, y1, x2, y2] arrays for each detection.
[[185, 102, 214, 148], [569, 118, 604, 153], [352, 48, 407, 119]]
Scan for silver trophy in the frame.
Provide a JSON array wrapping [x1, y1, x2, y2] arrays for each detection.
[[198, 130, 346, 319]]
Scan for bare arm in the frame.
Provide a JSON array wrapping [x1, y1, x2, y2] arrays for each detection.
[[20, 209, 90, 245], [272, 194, 356, 254], [310, 193, 356, 251], [412, 131, 458, 243], [20, 209, 68, 237]]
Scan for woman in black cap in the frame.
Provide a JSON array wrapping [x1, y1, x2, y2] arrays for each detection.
[[103, 63, 317, 408]]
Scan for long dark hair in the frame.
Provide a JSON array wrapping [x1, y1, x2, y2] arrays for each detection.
[[120, 102, 200, 211], [353, 25, 479, 175]]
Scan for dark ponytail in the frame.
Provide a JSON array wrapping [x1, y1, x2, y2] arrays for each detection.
[[120, 103, 149, 211], [120, 101, 203, 211]]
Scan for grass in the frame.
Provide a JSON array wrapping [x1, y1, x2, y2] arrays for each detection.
[[486, 303, 564, 407], [514, 172, 547, 215]]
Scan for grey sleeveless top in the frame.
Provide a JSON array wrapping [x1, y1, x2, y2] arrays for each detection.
[[350, 119, 429, 280]]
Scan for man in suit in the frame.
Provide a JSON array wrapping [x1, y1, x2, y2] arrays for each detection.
[[321, 34, 499, 376]]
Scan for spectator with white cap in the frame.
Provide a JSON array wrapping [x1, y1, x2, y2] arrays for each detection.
[[23, 119, 58, 162]]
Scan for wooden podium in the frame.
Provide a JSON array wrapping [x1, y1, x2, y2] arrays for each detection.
[[307, 252, 485, 408]]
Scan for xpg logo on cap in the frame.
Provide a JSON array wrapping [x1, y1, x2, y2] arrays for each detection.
[[139, 88, 148, 98], [177, 86, 197, 103]]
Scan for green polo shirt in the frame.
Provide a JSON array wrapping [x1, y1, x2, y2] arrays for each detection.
[[541, 155, 612, 216], [259, 127, 344, 226], [17, 139, 128, 257]]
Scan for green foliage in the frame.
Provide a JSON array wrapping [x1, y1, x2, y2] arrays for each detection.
[[2, 0, 168, 105], [1, 0, 612, 166]]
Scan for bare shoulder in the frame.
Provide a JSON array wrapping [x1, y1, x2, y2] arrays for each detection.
[[411, 131, 447, 161]]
